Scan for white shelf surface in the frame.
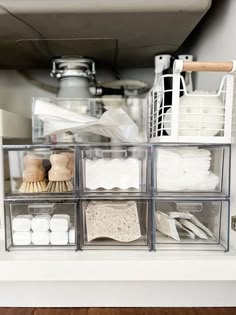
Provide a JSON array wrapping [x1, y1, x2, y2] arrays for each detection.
[[1, 242, 236, 307], [0, 241, 236, 282]]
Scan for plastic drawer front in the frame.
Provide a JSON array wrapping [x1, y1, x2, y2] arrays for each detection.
[[4, 146, 76, 198], [80, 199, 151, 250], [154, 199, 229, 251], [153, 144, 230, 198], [80, 145, 150, 196], [5, 200, 78, 251]]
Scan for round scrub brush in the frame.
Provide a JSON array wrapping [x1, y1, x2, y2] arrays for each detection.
[[46, 153, 73, 193], [19, 154, 47, 193]]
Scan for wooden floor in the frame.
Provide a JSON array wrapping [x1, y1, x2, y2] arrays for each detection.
[[0, 308, 236, 315]]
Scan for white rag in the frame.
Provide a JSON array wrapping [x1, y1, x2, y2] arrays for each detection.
[[157, 171, 219, 191]]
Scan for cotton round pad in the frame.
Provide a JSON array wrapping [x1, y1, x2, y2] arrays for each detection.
[[164, 91, 224, 136]]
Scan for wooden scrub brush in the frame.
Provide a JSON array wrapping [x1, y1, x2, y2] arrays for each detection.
[[46, 153, 73, 193], [19, 154, 47, 193]]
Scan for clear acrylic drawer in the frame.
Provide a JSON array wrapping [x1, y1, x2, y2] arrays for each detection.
[[81, 199, 151, 250], [32, 97, 148, 144], [5, 200, 77, 251], [154, 144, 230, 197], [80, 145, 150, 196], [154, 199, 229, 251], [3, 145, 76, 197]]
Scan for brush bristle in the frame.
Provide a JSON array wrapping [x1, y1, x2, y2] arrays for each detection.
[[46, 180, 73, 193], [19, 181, 47, 193]]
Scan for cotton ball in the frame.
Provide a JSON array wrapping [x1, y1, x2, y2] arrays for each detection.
[[164, 91, 224, 136]]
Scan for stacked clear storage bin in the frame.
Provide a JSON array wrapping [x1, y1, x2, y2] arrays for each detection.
[[3, 145, 78, 250], [148, 60, 234, 252], [79, 144, 152, 250], [4, 95, 152, 251], [3, 59, 234, 253]]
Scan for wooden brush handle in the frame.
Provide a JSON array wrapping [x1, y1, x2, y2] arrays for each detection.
[[49, 153, 71, 181], [66, 152, 75, 177], [23, 154, 45, 182], [182, 61, 234, 72]]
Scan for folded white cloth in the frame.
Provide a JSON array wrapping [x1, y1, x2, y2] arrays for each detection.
[[31, 215, 51, 232], [50, 231, 68, 245], [158, 168, 210, 179], [178, 148, 211, 158], [32, 231, 50, 245], [157, 148, 210, 161], [50, 214, 70, 232], [156, 147, 220, 192], [158, 151, 210, 164], [69, 227, 75, 244], [157, 171, 219, 191], [12, 215, 33, 232], [13, 231, 32, 245], [157, 149, 211, 174]]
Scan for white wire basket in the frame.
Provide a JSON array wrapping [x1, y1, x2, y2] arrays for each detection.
[[148, 60, 236, 143]]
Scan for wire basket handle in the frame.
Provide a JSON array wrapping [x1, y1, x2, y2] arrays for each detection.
[[174, 60, 236, 73]]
